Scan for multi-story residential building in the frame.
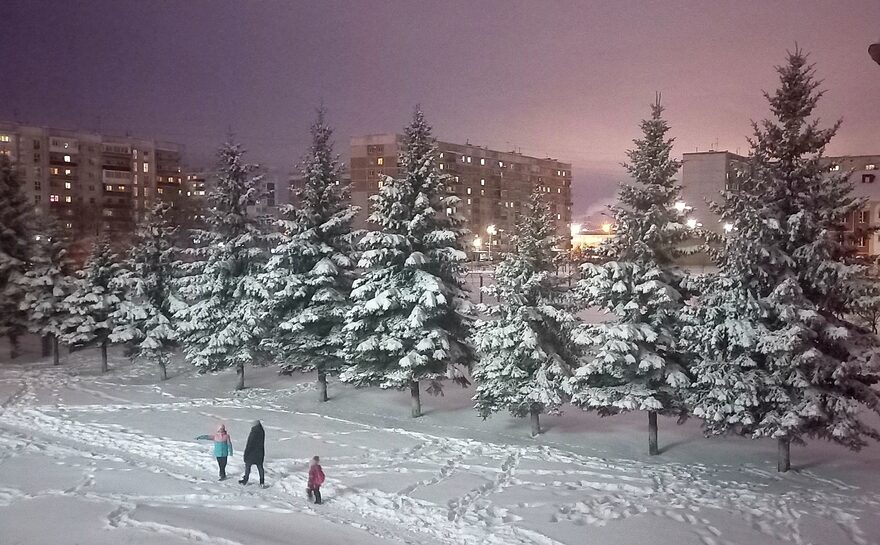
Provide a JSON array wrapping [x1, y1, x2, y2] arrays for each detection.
[[350, 134, 573, 253], [822, 155, 880, 258], [678, 150, 749, 233], [0, 122, 184, 248]]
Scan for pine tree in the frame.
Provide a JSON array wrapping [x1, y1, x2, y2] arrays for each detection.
[[472, 188, 578, 436], [262, 108, 358, 401], [175, 141, 268, 390], [0, 156, 33, 359], [18, 215, 75, 365], [683, 48, 880, 472], [567, 96, 691, 455], [111, 202, 179, 380], [342, 108, 474, 417], [64, 236, 123, 373]]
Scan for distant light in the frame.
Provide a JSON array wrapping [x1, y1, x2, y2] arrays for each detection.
[[473, 236, 482, 249], [674, 201, 687, 212], [686, 218, 698, 229], [570, 223, 582, 236], [486, 224, 497, 235], [723, 223, 733, 232], [601, 223, 612, 234]]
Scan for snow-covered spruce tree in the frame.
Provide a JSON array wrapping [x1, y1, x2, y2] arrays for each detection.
[[262, 108, 358, 401], [682, 49, 880, 472], [18, 215, 75, 365], [472, 188, 579, 436], [64, 235, 123, 373], [342, 108, 474, 418], [567, 96, 691, 455], [111, 202, 179, 380], [175, 141, 268, 390], [0, 156, 33, 359]]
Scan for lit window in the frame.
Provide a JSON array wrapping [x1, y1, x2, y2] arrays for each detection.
[[499, 161, 504, 167], [467, 198, 472, 204], [50, 167, 59, 175], [64, 169, 72, 175], [466, 187, 472, 195], [64, 195, 71, 203], [378, 180, 384, 189], [134, 175, 138, 185], [480, 158, 485, 166], [0, 135, 9, 142], [64, 182, 71, 189], [454, 176, 459, 182], [480, 189, 485, 196], [134, 187, 139, 197], [50, 194, 59, 202], [557, 188, 561, 193], [117, 185, 125, 192], [830, 165, 840, 171], [557, 213, 561, 220], [376, 157, 384, 166], [63, 155, 71, 162], [65, 222, 72, 228], [439, 164, 444, 170], [143, 162, 149, 172], [480, 179, 485, 186], [158, 188, 164, 194], [439, 152, 444, 158], [868, 164, 877, 170], [105, 185, 113, 191]]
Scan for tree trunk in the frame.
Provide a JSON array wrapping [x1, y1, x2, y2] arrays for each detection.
[[317, 370, 328, 402], [530, 405, 541, 437], [42, 335, 51, 358], [236, 362, 245, 391], [777, 437, 791, 472], [160, 360, 168, 381], [648, 410, 659, 456], [410, 380, 421, 418], [9, 334, 19, 360], [100, 340, 108, 373], [53, 336, 60, 366]]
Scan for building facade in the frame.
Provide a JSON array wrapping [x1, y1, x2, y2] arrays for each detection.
[[823, 155, 880, 258], [350, 134, 573, 253], [678, 150, 749, 233], [0, 122, 184, 248]]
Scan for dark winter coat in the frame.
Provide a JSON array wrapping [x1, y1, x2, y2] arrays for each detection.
[[243, 422, 265, 465]]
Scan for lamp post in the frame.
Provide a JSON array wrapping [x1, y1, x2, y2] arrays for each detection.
[[486, 224, 497, 261], [472, 236, 482, 262]]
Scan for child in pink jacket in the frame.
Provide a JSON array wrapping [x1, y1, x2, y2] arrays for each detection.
[[307, 456, 325, 504]]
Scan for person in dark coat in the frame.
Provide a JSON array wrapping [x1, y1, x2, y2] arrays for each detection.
[[239, 420, 266, 486]]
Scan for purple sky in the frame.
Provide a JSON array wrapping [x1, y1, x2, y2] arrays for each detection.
[[3, 1, 879, 214]]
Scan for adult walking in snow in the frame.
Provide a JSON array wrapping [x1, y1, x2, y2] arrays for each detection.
[[195, 424, 233, 480], [239, 420, 266, 487], [307, 455, 325, 504]]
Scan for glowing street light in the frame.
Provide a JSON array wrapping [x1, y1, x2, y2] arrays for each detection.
[[674, 201, 687, 212], [601, 223, 612, 234], [473, 236, 482, 249], [723, 223, 733, 232], [486, 225, 497, 261], [486, 224, 497, 236], [686, 218, 698, 229]]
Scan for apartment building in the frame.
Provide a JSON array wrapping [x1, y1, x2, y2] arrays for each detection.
[[350, 134, 573, 253], [678, 150, 749, 233], [822, 155, 880, 257], [0, 122, 184, 246]]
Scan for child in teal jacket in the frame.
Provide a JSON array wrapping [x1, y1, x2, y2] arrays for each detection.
[[196, 424, 233, 480]]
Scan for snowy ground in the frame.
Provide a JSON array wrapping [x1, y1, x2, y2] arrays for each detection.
[[2, 340, 880, 545]]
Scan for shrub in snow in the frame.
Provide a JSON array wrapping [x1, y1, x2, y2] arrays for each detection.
[[342, 108, 474, 417], [682, 49, 880, 472], [472, 187, 579, 436], [567, 96, 691, 456]]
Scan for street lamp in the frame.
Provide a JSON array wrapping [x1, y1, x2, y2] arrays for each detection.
[[486, 225, 497, 261]]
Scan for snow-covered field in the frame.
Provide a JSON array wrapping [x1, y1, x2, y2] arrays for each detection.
[[2, 341, 880, 545]]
